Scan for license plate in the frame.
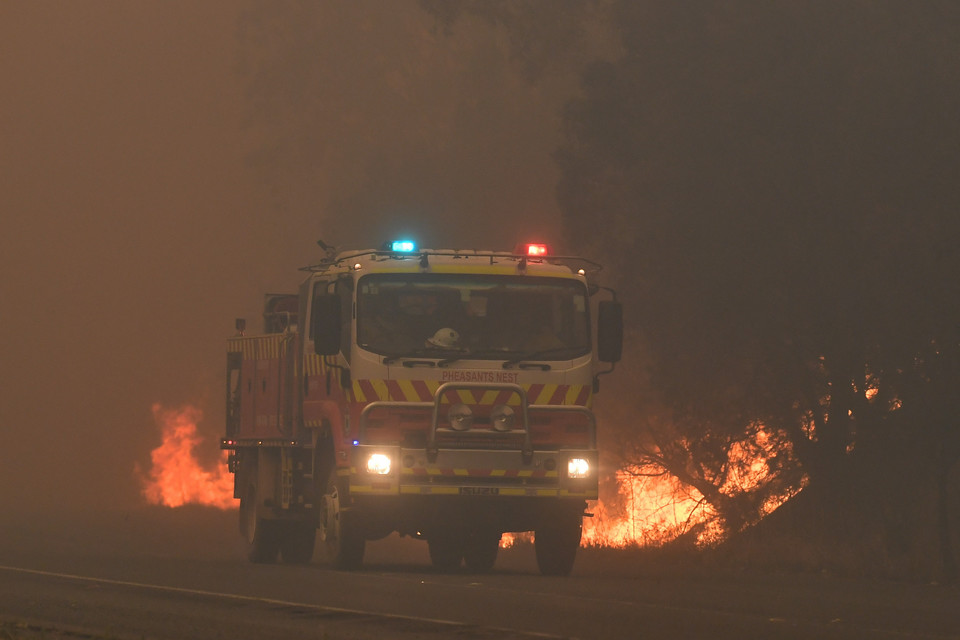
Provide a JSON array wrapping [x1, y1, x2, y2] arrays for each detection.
[[459, 487, 499, 496]]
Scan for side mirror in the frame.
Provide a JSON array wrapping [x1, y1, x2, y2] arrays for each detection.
[[311, 294, 341, 356], [597, 300, 623, 363]]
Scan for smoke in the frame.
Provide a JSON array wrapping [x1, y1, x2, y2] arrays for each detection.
[[0, 0, 610, 514], [239, 0, 619, 251]]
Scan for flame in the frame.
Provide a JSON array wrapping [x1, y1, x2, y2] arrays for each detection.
[[138, 403, 236, 509], [582, 467, 716, 548], [583, 427, 799, 548]]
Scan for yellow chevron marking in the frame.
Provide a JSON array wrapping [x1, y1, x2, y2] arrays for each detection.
[[304, 354, 324, 377], [397, 486, 562, 496], [499, 488, 559, 497], [351, 380, 365, 403], [542, 384, 559, 404], [453, 469, 468, 476], [397, 379, 419, 401], [227, 335, 289, 361], [370, 379, 389, 401], [399, 486, 460, 495], [480, 390, 500, 404]]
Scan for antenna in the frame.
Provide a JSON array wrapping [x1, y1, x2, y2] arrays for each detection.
[[316, 238, 337, 261]]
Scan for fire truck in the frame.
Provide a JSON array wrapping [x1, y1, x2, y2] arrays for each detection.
[[222, 240, 622, 575]]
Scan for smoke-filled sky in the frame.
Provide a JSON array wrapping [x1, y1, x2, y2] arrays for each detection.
[[0, 1, 602, 511]]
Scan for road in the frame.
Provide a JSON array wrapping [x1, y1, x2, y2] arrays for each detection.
[[0, 507, 956, 639]]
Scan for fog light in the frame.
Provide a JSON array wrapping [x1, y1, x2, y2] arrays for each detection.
[[366, 453, 392, 475], [567, 458, 590, 479], [490, 404, 515, 432], [448, 403, 474, 431]]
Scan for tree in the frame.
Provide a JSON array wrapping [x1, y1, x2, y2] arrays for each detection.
[[557, 1, 960, 578]]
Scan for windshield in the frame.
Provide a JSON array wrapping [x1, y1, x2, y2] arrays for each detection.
[[357, 274, 590, 360]]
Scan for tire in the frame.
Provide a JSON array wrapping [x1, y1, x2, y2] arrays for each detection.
[[463, 531, 500, 573], [318, 465, 365, 569], [240, 483, 280, 563], [535, 509, 583, 577], [428, 533, 464, 572], [280, 521, 316, 564]]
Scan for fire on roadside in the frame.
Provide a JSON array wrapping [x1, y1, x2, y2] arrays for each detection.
[[138, 404, 796, 549], [137, 404, 236, 510], [505, 427, 799, 550], [500, 469, 716, 550]]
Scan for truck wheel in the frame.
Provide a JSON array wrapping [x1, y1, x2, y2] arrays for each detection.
[[240, 484, 280, 563], [280, 522, 316, 564], [535, 511, 582, 576], [319, 466, 365, 569], [428, 534, 463, 572], [463, 532, 500, 573]]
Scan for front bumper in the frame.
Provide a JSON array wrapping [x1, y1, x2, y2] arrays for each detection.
[[349, 445, 599, 499]]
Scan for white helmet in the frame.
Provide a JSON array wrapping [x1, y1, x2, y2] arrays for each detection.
[[426, 327, 460, 348]]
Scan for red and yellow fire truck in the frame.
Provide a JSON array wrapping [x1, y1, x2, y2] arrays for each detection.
[[222, 240, 621, 575]]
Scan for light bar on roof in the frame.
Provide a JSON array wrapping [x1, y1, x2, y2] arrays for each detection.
[[390, 239, 417, 253]]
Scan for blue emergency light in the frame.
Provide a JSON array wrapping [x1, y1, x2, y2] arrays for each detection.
[[390, 239, 417, 253]]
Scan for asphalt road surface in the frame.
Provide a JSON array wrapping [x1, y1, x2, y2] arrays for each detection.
[[0, 507, 956, 639]]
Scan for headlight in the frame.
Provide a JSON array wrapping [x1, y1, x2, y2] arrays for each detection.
[[366, 453, 392, 475], [567, 458, 591, 479], [447, 403, 474, 431], [490, 404, 515, 432]]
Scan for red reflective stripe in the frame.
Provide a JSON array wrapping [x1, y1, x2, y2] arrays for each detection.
[[549, 385, 567, 405], [385, 379, 403, 401], [358, 379, 377, 402], [412, 380, 432, 401], [527, 384, 544, 404]]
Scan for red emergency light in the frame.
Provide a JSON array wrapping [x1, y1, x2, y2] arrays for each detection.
[[516, 242, 551, 257]]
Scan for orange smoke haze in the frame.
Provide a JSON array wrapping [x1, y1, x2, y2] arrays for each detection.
[[138, 404, 236, 510]]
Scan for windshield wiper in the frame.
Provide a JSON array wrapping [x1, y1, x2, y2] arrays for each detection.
[[501, 347, 584, 369], [383, 349, 431, 365], [436, 348, 491, 367], [385, 348, 469, 366]]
